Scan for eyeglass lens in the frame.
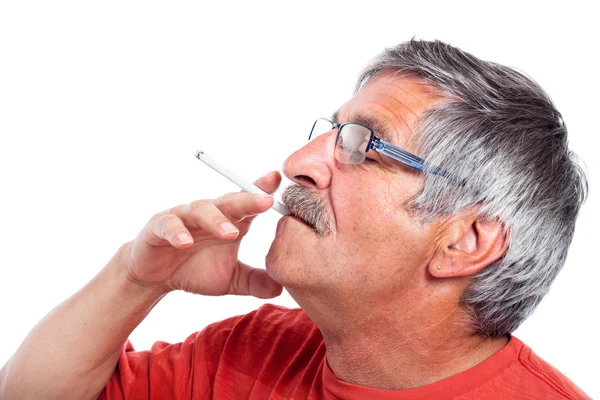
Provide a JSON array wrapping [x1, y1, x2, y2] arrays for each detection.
[[335, 124, 371, 164], [309, 118, 334, 140], [309, 119, 372, 165]]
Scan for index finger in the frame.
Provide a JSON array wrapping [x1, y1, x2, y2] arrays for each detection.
[[170, 191, 274, 233], [238, 171, 284, 223]]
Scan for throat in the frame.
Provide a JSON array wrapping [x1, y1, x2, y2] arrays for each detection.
[[324, 328, 510, 390]]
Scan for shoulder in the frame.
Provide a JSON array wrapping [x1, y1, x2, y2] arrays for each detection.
[[509, 337, 590, 400]]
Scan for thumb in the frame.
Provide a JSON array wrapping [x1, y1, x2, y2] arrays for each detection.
[[229, 261, 283, 299], [252, 171, 282, 195]]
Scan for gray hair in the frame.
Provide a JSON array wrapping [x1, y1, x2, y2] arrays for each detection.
[[357, 39, 588, 337]]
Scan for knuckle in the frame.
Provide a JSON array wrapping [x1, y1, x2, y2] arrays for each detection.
[[150, 210, 169, 222], [155, 213, 179, 237], [216, 192, 251, 215], [155, 212, 175, 224], [166, 203, 184, 214], [189, 199, 213, 212], [215, 192, 237, 208], [220, 192, 237, 201], [214, 194, 239, 217]]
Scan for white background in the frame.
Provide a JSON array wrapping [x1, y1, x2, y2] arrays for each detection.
[[0, 1, 597, 397]]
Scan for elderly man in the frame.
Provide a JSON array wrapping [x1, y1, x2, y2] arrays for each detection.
[[0, 40, 590, 399]]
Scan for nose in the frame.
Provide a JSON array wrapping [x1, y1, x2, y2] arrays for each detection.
[[282, 131, 335, 190]]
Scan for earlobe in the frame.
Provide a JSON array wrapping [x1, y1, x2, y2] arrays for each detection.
[[429, 263, 452, 278], [429, 213, 509, 279], [428, 260, 463, 278]]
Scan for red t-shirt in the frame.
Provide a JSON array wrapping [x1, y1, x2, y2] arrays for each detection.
[[98, 303, 590, 399]]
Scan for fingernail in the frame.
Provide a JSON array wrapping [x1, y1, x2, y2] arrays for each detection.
[[177, 232, 193, 245], [220, 222, 239, 235], [258, 194, 272, 199]]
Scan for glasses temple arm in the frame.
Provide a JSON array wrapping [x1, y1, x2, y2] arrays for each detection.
[[372, 141, 466, 185]]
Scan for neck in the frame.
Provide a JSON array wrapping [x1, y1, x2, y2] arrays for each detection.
[[289, 287, 509, 390]]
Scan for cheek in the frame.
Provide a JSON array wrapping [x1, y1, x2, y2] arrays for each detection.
[[333, 189, 394, 266], [334, 176, 404, 236], [335, 181, 430, 270]]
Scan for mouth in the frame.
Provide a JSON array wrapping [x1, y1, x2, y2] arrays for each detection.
[[286, 209, 312, 228], [281, 203, 321, 233], [280, 185, 335, 236]]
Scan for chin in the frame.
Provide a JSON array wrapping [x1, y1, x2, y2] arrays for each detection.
[[265, 235, 312, 289], [265, 215, 332, 287], [265, 236, 292, 286]]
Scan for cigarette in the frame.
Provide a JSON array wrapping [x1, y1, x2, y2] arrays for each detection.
[[195, 150, 290, 216]]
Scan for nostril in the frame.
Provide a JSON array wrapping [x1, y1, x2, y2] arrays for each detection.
[[295, 175, 317, 187]]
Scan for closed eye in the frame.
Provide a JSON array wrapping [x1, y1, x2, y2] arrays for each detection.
[[365, 152, 384, 163]]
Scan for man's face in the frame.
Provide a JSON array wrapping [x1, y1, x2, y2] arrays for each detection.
[[266, 71, 443, 303]]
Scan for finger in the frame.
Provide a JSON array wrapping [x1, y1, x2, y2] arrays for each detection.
[[235, 171, 282, 227], [172, 193, 273, 238], [148, 213, 195, 248], [173, 199, 242, 240], [229, 261, 283, 299], [212, 192, 274, 222], [251, 171, 282, 195]]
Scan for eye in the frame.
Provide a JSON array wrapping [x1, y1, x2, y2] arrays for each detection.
[[365, 151, 383, 163]]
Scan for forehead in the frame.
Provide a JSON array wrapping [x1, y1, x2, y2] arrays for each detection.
[[336, 71, 443, 149]]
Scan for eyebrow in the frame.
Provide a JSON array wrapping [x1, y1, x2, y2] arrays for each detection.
[[331, 110, 397, 145]]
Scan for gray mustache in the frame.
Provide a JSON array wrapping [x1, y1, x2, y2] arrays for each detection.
[[281, 184, 335, 235]]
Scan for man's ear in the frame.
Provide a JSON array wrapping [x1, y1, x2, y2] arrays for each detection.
[[428, 208, 509, 278]]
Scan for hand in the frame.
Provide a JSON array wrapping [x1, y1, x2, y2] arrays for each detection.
[[122, 171, 283, 299]]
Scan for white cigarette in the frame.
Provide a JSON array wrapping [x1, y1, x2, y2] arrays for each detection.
[[195, 150, 289, 216]]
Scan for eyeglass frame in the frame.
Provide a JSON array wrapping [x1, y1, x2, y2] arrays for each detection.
[[309, 117, 465, 185]]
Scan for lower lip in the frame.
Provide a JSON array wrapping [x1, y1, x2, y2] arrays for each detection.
[[276, 215, 307, 232], [289, 215, 306, 224], [279, 215, 305, 224]]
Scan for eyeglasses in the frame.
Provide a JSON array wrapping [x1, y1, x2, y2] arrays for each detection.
[[309, 118, 464, 184]]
